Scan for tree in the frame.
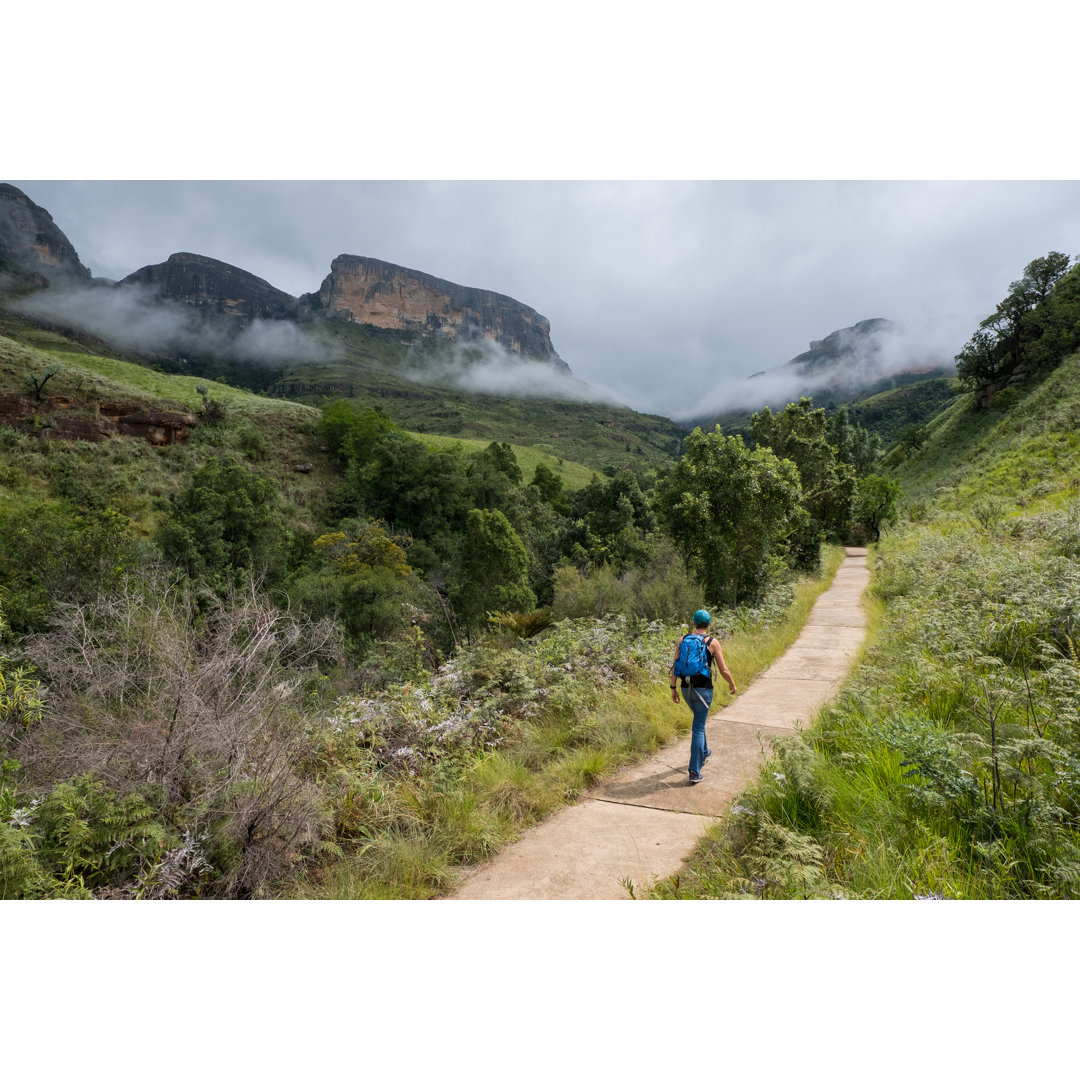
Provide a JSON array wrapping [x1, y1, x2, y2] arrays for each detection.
[[0, 505, 146, 633], [156, 456, 289, 590], [897, 424, 928, 453], [453, 508, 536, 636], [956, 252, 1074, 404], [825, 406, 881, 476], [342, 430, 472, 545], [317, 401, 396, 461], [26, 365, 62, 403], [474, 441, 523, 484], [751, 398, 856, 567], [529, 462, 568, 514], [654, 427, 805, 606], [853, 475, 901, 543], [568, 470, 656, 572]]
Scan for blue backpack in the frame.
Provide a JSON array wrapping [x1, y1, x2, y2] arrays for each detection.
[[673, 633, 713, 682]]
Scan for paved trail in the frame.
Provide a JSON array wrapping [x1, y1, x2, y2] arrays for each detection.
[[448, 548, 870, 900]]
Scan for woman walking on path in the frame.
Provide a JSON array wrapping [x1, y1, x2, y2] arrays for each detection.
[[670, 609, 737, 784]]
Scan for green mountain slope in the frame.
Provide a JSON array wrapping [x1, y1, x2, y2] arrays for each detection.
[[3, 307, 685, 475], [259, 321, 685, 472], [847, 376, 958, 444], [891, 354, 1080, 509], [0, 325, 607, 544]]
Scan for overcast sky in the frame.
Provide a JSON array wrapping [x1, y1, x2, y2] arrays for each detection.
[[10, 179, 1080, 418], [6, 6, 1079, 421]]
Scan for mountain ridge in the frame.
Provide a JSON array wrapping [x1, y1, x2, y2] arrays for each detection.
[[2, 183, 569, 376]]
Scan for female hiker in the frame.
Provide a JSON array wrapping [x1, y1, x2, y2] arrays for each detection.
[[670, 609, 737, 784]]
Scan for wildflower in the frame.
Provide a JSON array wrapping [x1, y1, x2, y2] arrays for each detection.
[[774, 772, 786, 784]]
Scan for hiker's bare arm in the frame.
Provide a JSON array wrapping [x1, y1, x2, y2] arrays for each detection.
[[710, 638, 737, 694], [670, 645, 681, 702]]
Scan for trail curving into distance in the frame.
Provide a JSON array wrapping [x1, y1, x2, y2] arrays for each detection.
[[447, 548, 870, 900]]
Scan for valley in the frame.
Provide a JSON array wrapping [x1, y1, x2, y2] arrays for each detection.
[[3, 179, 1079, 903]]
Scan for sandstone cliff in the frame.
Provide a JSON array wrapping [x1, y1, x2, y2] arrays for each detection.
[[119, 252, 299, 319], [0, 183, 93, 289], [309, 255, 568, 369]]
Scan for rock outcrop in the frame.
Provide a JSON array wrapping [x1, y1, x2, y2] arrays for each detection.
[[119, 252, 299, 318], [0, 393, 197, 445], [0, 183, 93, 289], [309, 255, 568, 369]]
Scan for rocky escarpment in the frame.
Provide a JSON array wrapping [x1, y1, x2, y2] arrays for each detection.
[[1, 185, 573, 379], [308, 255, 568, 369], [0, 393, 197, 445], [119, 252, 299, 318], [0, 183, 93, 289]]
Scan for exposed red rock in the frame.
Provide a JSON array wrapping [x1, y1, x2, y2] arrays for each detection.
[[0, 393, 198, 445]]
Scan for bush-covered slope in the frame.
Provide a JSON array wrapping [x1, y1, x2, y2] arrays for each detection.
[[661, 350, 1080, 900]]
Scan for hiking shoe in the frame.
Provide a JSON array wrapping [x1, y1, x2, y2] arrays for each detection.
[[688, 772, 703, 784], [702, 749, 712, 767]]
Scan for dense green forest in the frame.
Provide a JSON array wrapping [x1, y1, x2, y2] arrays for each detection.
[[3, 250, 1077, 900]]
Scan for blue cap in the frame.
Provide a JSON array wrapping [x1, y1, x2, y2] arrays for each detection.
[[693, 609, 711, 627]]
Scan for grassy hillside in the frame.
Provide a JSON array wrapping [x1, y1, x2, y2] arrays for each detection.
[[0, 331, 336, 538], [34, 310, 690, 474], [416, 432, 596, 491], [659, 350, 1080, 900], [0, 326, 610, 544], [890, 361, 1080, 511], [270, 326, 686, 474], [847, 376, 958, 444]]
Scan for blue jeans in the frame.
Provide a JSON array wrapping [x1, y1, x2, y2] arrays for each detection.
[[682, 685, 712, 776]]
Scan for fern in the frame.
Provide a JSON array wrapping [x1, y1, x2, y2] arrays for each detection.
[[488, 609, 553, 639], [33, 775, 170, 892]]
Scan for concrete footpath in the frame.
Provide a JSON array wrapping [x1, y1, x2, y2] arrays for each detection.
[[447, 548, 870, 900]]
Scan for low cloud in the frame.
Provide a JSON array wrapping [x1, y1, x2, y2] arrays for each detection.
[[680, 316, 965, 422], [400, 336, 621, 405], [10, 281, 340, 365]]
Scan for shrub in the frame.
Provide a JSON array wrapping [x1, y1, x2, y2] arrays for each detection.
[[156, 455, 290, 590], [20, 572, 342, 897]]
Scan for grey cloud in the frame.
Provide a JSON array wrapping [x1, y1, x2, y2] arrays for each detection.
[[11, 281, 340, 365], [399, 337, 619, 404], [683, 317, 966, 421]]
